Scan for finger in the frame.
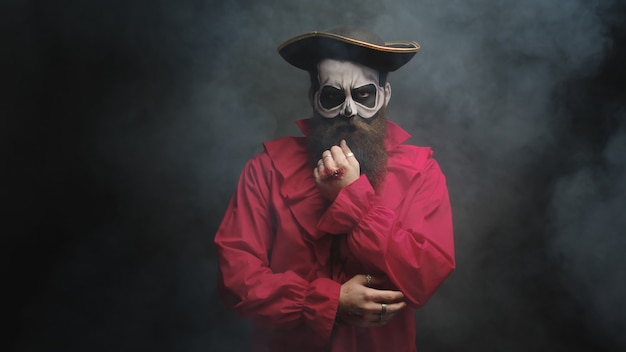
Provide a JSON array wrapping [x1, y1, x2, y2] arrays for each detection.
[[322, 150, 336, 171], [330, 145, 348, 166], [316, 160, 335, 182], [363, 301, 405, 314], [340, 139, 352, 153], [365, 301, 406, 323], [320, 158, 339, 182], [313, 163, 321, 181], [366, 288, 405, 303], [340, 139, 357, 165]]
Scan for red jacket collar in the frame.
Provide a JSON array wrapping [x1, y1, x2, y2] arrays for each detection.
[[263, 117, 413, 203], [262, 118, 419, 241]]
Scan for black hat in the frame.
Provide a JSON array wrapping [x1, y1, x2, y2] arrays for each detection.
[[277, 26, 420, 72]]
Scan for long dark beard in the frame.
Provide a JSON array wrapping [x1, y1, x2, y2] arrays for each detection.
[[307, 107, 388, 191]]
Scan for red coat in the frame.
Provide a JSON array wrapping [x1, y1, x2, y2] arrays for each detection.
[[215, 119, 455, 352]]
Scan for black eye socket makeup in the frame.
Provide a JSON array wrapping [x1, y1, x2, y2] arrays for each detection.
[[351, 84, 377, 108], [319, 84, 378, 110], [320, 86, 345, 109]]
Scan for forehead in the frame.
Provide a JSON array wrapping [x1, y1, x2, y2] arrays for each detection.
[[317, 59, 380, 84]]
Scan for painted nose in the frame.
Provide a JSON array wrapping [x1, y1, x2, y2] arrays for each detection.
[[341, 97, 357, 118]]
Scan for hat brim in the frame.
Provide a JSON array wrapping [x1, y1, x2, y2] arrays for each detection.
[[278, 31, 420, 72]]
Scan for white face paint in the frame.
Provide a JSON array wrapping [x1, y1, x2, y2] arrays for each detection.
[[313, 59, 391, 119]]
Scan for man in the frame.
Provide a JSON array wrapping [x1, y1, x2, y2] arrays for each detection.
[[214, 26, 455, 352]]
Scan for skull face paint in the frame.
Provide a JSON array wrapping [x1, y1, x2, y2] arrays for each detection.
[[313, 59, 390, 119]]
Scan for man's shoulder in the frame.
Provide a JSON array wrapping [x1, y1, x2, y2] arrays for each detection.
[[386, 145, 445, 193], [242, 136, 306, 169], [245, 136, 310, 179], [263, 135, 306, 152], [262, 136, 308, 160], [390, 144, 437, 169]]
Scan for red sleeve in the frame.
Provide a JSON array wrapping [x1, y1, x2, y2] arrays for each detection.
[[214, 153, 340, 342], [317, 156, 455, 308]]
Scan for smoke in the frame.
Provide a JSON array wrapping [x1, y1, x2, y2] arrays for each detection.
[[4, 0, 624, 351], [547, 101, 626, 347]]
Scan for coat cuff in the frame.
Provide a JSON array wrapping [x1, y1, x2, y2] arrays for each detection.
[[317, 175, 375, 234], [302, 278, 341, 344]]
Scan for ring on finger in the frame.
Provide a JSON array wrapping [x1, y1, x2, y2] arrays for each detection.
[[345, 152, 354, 158], [377, 303, 387, 322]]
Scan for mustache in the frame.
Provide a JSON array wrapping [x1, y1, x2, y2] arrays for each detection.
[[327, 120, 358, 135], [318, 115, 377, 136]]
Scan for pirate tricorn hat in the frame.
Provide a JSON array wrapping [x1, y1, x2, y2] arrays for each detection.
[[278, 26, 420, 73]]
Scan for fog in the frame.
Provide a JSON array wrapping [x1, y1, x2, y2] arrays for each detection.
[[4, 0, 625, 351]]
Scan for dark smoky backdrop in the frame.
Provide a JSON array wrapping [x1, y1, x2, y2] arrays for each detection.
[[4, 0, 625, 351]]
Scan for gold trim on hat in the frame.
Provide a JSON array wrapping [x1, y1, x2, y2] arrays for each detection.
[[278, 31, 420, 53]]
